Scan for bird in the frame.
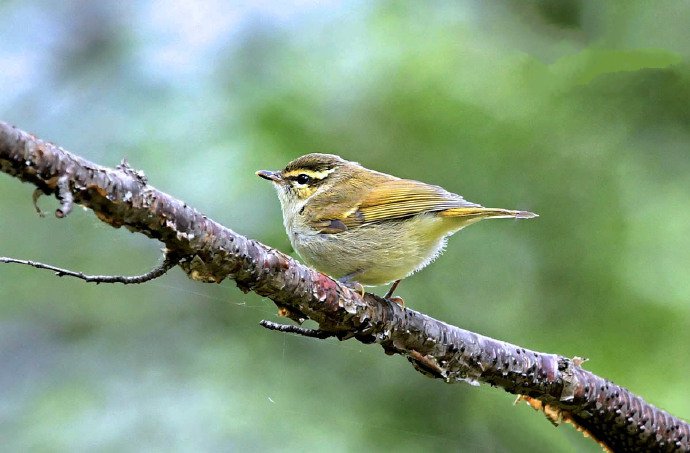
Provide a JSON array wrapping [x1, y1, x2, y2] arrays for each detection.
[[257, 153, 536, 300]]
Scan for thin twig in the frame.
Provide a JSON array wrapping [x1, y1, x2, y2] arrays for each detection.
[[260, 320, 335, 339], [0, 254, 180, 284]]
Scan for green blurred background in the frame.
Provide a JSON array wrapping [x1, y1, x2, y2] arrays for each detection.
[[1, 1, 689, 451]]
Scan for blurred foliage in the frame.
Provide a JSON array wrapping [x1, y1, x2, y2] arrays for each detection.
[[1, 1, 689, 451]]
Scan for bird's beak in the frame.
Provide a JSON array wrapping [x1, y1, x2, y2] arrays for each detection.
[[256, 170, 282, 182]]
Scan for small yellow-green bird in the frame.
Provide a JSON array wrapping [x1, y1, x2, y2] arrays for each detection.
[[258, 153, 536, 298]]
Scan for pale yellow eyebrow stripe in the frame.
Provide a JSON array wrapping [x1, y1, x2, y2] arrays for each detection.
[[283, 168, 336, 180]]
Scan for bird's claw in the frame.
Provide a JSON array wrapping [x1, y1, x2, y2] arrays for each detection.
[[337, 276, 365, 297], [388, 296, 405, 307]]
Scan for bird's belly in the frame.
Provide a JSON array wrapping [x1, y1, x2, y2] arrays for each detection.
[[291, 216, 457, 286]]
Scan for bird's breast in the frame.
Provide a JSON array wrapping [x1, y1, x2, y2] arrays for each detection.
[[288, 213, 464, 286]]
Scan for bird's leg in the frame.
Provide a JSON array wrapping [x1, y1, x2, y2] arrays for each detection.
[[384, 279, 401, 298], [384, 280, 404, 306]]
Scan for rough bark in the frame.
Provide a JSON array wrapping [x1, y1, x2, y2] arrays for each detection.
[[1, 121, 688, 452]]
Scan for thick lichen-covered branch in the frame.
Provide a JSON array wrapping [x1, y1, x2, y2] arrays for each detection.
[[0, 121, 688, 452]]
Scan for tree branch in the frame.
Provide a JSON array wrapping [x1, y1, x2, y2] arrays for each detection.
[[1, 121, 688, 452], [259, 320, 336, 339], [0, 254, 179, 284]]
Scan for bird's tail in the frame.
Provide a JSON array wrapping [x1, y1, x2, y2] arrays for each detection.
[[439, 207, 538, 220]]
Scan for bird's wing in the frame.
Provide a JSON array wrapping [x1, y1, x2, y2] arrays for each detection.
[[346, 179, 480, 225], [303, 177, 480, 234]]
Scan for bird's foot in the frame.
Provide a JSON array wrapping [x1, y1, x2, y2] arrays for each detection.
[[388, 296, 405, 307], [337, 274, 365, 297]]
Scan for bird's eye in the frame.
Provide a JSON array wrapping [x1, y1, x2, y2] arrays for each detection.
[[295, 174, 311, 185]]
